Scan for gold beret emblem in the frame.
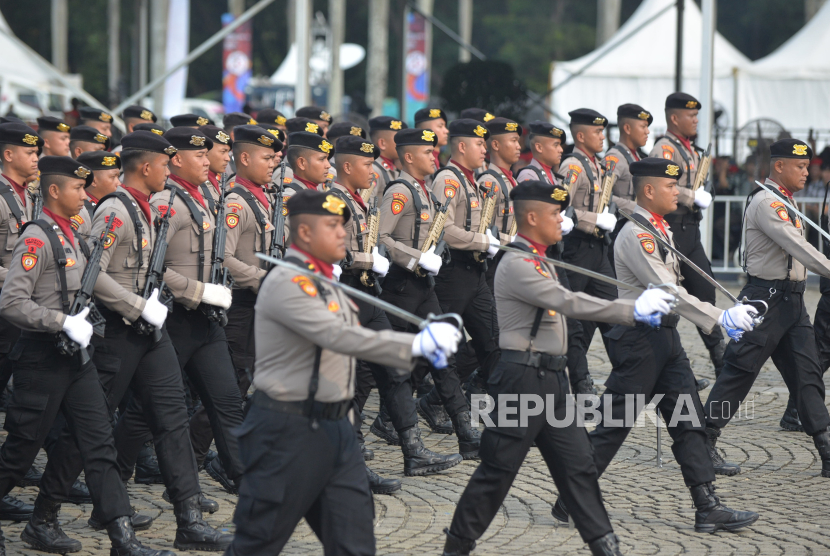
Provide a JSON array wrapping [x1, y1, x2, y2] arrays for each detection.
[[267, 129, 281, 139], [593, 117, 605, 125], [101, 156, 117, 167], [216, 131, 230, 143], [429, 109, 441, 118], [638, 111, 650, 120], [421, 130, 436, 142], [140, 110, 154, 121], [306, 122, 319, 133], [276, 115, 286, 125], [319, 140, 333, 154], [95, 133, 107, 143], [552, 189, 567, 201], [390, 120, 403, 130], [505, 122, 519, 132], [360, 143, 374, 154], [350, 126, 363, 136], [666, 164, 680, 177], [196, 117, 209, 126], [100, 112, 112, 122], [151, 128, 163, 136], [322, 195, 346, 215], [190, 135, 206, 147], [685, 100, 698, 109], [74, 167, 91, 178], [57, 123, 70, 132], [551, 128, 563, 137], [473, 125, 487, 138], [793, 144, 809, 156], [164, 146, 177, 156], [248, 118, 257, 125], [22, 134, 38, 145], [258, 135, 274, 146], [483, 113, 495, 122], [320, 111, 331, 122]]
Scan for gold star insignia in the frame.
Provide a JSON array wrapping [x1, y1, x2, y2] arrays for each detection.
[[360, 143, 374, 154], [473, 125, 487, 137], [350, 126, 363, 136], [319, 140, 333, 154], [196, 117, 209, 126], [666, 164, 680, 176], [390, 120, 403, 130], [22, 134, 38, 145], [190, 136, 206, 147]]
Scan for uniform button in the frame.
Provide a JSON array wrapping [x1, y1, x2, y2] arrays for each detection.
[[538, 370, 546, 378]]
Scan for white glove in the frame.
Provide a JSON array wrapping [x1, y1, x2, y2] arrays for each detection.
[[201, 283, 232, 309], [719, 304, 758, 332], [140, 288, 168, 328], [595, 208, 617, 232], [486, 229, 500, 258], [371, 247, 389, 277], [412, 322, 463, 369], [332, 264, 342, 281], [561, 215, 574, 235], [418, 246, 442, 276], [634, 288, 675, 317], [694, 189, 712, 209], [62, 307, 93, 349]]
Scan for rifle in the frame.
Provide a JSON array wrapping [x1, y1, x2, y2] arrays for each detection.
[[473, 184, 499, 263], [324, 172, 334, 190], [55, 211, 116, 364], [199, 172, 234, 326], [593, 160, 618, 244], [359, 196, 386, 295], [132, 188, 177, 342], [415, 197, 451, 288], [31, 191, 43, 220], [269, 160, 287, 261]]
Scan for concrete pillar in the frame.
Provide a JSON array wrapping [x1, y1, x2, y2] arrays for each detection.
[[596, 0, 621, 47], [228, 0, 245, 17], [458, 0, 472, 62], [418, 0, 433, 86], [328, 0, 345, 115], [295, 0, 312, 108], [108, 0, 121, 105], [51, 0, 68, 73], [150, 0, 169, 116], [366, 0, 389, 117]]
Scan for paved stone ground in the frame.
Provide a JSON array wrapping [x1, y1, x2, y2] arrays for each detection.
[[3, 285, 830, 555]]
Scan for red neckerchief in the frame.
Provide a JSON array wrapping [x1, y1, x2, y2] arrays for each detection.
[[647, 210, 669, 236], [625, 143, 641, 162], [536, 160, 555, 184], [294, 176, 319, 192], [413, 177, 429, 199], [379, 156, 395, 170], [669, 131, 693, 154], [337, 184, 366, 211], [290, 244, 334, 280], [169, 174, 206, 208], [42, 207, 75, 248], [433, 150, 441, 170], [769, 178, 794, 200], [86, 192, 99, 205], [207, 171, 219, 192], [517, 233, 548, 256], [497, 165, 517, 187], [125, 187, 152, 222], [576, 146, 600, 176], [3, 174, 27, 205], [235, 177, 270, 208], [449, 160, 475, 185]]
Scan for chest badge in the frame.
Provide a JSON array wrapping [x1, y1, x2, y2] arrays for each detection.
[[66, 258, 76, 268], [328, 300, 340, 312], [202, 221, 210, 230]]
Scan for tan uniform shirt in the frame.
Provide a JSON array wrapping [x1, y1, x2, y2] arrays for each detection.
[[614, 205, 721, 333], [370, 158, 399, 206], [496, 236, 635, 355], [604, 143, 640, 213], [431, 161, 489, 252], [477, 162, 517, 244], [378, 171, 435, 272], [0, 176, 28, 288], [0, 214, 85, 333], [330, 182, 373, 272], [281, 175, 318, 244], [561, 148, 605, 234], [150, 179, 215, 309], [91, 187, 154, 323], [223, 183, 274, 293], [253, 246, 414, 402], [743, 178, 830, 281], [649, 131, 697, 213]]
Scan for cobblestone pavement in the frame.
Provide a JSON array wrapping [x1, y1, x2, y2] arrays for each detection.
[[3, 286, 830, 555]]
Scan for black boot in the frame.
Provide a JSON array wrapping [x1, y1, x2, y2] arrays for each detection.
[[107, 515, 175, 556], [709, 339, 726, 378], [450, 411, 481, 460], [13, 465, 42, 487], [695, 377, 710, 391], [163, 490, 219, 514], [199, 449, 219, 471], [400, 427, 463, 476], [67, 479, 93, 505], [134, 443, 163, 485], [358, 436, 374, 461], [689, 482, 759, 533], [89, 508, 153, 531], [812, 428, 830, 477], [417, 392, 453, 434], [0, 494, 33, 521], [366, 467, 401, 495], [370, 405, 400, 445], [205, 457, 239, 495], [780, 397, 804, 432], [550, 496, 569, 522], [588, 532, 623, 555], [705, 427, 741, 476], [173, 494, 233, 551], [441, 528, 475, 556], [20, 495, 83, 553]]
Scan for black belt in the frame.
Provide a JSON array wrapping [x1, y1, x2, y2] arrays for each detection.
[[251, 390, 351, 420], [448, 248, 485, 265], [637, 313, 681, 329], [19, 331, 58, 342], [231, 288, 258, 304], [747, 276, 807, 293], [500, 349, 567, 370], [389, 263, 430, 282], [565, 229, 606, 244]]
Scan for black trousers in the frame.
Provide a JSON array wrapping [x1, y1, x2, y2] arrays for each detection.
[[0, 315, 20, 395], [705, 284, 830, 435], [0, 338, 131, 522], [664, 213, 724, 351], [591, 325, 715, 487], [115, 304, 245, 481], [39, 308, 201, 504], [433, 251, 500, 383], [812, 277, 830, 373], [380, 265, 468, 417], [227, 402, 375, 556], [449, 359, 612, 544], [561, 233, 616, 386]]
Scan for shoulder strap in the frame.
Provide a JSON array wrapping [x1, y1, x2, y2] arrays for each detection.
[[611, 146, 636, 198], [98, 191, 145, 270], [385, 179, 425, 249], [231, 188, 269, 260], [480, 169, 511, 234], [373, 161, 391, 186], [0, 187, 23, 230], [21, 220, 69, 314], [199, 183, 218, 216], [564, 151, 597, 211], [822, 182, 830, 258], [164, 184, 205, 282], [443, 166, 473, 232], [506, 241, 546, 350], [523, 165, 549, 184], [663, 136, 692, 185], [285, 182, 305, 194], [328, 189, 364, 252]]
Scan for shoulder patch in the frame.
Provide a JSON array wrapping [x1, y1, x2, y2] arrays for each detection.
[[523, 257, 550, 278], [392, 192, 408, 203], [24, 237, 44, 251], [605, 155, 619, 173], [568, 164, 582, 173], [292, 275, 317, 297], [103, 232, 116, 249], [391, 198, 405, 215], [103, 215, 124, 228], [661, 144, 674, 160], [774, 205, 790, 221], [70, 214, 84, 230], [638, 233, 656, 254], [157, 205, 175, 217], [227, 202, 243, 211], [226, 213, 239, 229], [21, 252, 37, 271]]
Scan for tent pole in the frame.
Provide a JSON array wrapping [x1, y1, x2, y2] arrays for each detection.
[[675, 0, 684, 92], [699, 0, 716, 258]]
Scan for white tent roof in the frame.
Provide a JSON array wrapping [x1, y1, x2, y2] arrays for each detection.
[[0, 11, 72, 90], [749, 2, 830, 78]]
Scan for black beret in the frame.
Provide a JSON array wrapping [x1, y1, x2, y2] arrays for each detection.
[[38, 156, 94, 187], [288, 132, 334, 157], [527, 121, 566, 142], [286, 117, 325, 136], [327, 121, 366, 141], [509, 180, 569, 208], [233, 125, 282, 152], [121, 130, 177, 157], [286, 189, 351, 223], [77, 150, 121, 171], [37, 116, 71, 134], [79, 107, 113, 123], [449, 118, 490, 139], [665, 92, 701, 110], [617, 104, 653, 125], [335, 136, 379, 159], [133, 122, 166, 136], [368, 116, 407, 132], [414, 107, 447, 125], [569, 108, 608, 127], [630, 157, 684, 179], [394, 128, 438, 147], [460, 108, 496, 122], [122, 105, 157, 123], [485, 117, 522, 137], [163, 127, 213, 151], [199, 125, 232, 147], [70, 125, 110, 149], [257, 123, 286, 144], [770, 138, 813, 159], [295, 106, 332, 123], [170, 113, 213, 127], [255, 109, 287, 126], [223, 112, 256, 128], [0, 123, 43, 153], [0, 116, 22, 124]]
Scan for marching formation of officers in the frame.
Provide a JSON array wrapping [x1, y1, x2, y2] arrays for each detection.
[[0, 89, 823, 556]]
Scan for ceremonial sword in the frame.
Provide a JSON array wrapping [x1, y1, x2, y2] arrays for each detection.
[[755, 180, 830, 244]]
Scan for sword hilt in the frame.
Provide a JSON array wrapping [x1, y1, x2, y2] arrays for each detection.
[[739, 296, 768, 326]]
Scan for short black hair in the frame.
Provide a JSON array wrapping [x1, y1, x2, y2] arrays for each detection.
[[121, 149, 158, 174], [633, 175, 649, 198], [286, 145, 316, 171]]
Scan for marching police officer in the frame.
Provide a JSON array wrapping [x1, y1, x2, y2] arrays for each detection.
[[295, 105, 333, 136], [443, 180, 673, 556], [71, 150, 122, 240], [37, 116, 71, 157], [368, 116, 407, 203], [515, 121, 567, 187], [604, 104, 650, 213], [550, 157, 760, 535], [78, 106, 113, 138], [226, 188, 462, 555], [69, 125, 110, 158], [322, 122, 366, 183], [114, 106, 158, 154], [414, 107, 449, 171], [198, 124, 234, 213], [649, 92, 726, 375], [255, 108, 288, 133], [282, 132, 334, 244]]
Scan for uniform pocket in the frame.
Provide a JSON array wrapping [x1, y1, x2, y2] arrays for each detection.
[[4, 389, 49, 441], [728, 331, 768, 373], [479, 428, 527, 471]]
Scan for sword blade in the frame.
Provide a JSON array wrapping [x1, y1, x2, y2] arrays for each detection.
[[618, 211, 739, 304], [755, 180, 830, 244]]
